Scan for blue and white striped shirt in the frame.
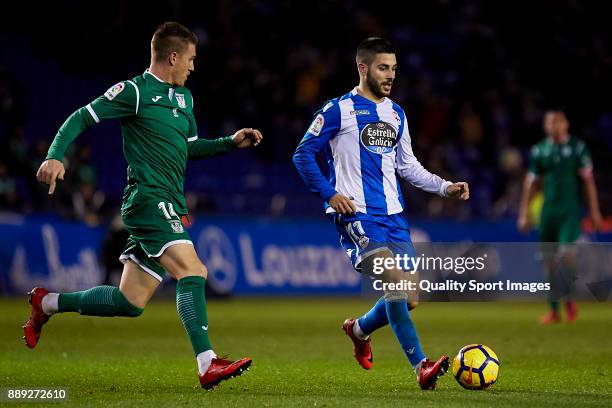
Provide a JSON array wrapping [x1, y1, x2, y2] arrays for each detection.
[[293, 87, 451, 215]]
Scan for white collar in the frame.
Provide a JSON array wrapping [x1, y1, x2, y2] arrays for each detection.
[[144, 69, 168, 84]]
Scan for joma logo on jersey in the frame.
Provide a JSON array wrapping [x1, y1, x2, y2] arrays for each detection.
[[350, 109, 370, 116], [360, 122, 397, 154]]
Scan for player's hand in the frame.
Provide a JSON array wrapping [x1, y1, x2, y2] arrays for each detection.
[[591, 211, 604, 232], [517, 214, 530, 234], [329, 193, 356, 215], [36, 159, 65, 195], [446, 182, 469, 200], [232, 128, 263, 148]]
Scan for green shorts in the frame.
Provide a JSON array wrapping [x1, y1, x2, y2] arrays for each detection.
[[119, 192, 192, 282], [539, 212, 581, 243], [539, 211, 581, 257]]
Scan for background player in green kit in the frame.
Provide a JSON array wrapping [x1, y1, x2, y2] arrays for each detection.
[[518, 110, 603, 324], [24, 22, 263, 389]]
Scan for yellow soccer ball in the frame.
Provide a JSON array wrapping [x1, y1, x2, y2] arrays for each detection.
[[452, 344, 499, 390]]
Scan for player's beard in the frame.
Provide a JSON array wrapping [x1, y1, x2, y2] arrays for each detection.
[[366, 71, 392, 99]]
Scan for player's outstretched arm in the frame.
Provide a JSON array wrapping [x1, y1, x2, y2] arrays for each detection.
[[36, 105, 99, 194], [38, 80, 138, 195], [395, 117, 456, 198], [186, 128, 262, 160]]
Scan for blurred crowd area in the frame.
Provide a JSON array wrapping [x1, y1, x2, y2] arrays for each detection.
[[1, 0, 611, 223]]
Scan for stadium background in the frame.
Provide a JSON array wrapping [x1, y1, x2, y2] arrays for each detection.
[[0, 1, 611, 406], [0, 0, 610, 296]]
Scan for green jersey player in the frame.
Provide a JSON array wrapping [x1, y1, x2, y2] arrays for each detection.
[[518, 110, 603, 324], [25, 22, 262, 389]]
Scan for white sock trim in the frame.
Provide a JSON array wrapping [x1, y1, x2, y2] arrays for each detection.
[[196, 349, 218, 375], [353, 319, 369, 340], [414, 357, 427, 375], [41, 293, 59, 315]]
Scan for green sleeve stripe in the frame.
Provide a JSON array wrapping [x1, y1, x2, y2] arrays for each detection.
[[126, 80, 140, 114], [85, 103, 100, 123]]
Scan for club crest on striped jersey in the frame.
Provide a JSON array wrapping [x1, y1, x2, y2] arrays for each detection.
[[360, 122, 398, 154], [104, 82, 125, 100], [308, 114, 324, 136], [176, 93, 186, 108], [392, 110, 401, 124]]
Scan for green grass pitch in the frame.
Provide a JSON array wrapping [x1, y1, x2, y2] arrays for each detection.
[[1, 298, 610, 407]]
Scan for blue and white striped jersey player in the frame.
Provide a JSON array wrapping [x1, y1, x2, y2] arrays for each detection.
[[293, 38, 469, 390]]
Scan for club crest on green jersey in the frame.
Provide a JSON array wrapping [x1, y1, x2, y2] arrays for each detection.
[[104, 82, 125, 100], [176, 93, 186, 108]]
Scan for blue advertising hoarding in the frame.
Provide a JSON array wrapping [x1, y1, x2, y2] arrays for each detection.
[[1, 214, 609, 298]]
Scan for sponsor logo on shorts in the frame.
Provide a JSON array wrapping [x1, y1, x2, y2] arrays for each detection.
[[169, 220, 184, 233], [347, 221, 370, 249], [357, 235, 370, 249]]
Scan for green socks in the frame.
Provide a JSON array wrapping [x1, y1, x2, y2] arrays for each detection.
[[56, 279, 211, 357], [564, 264, 577, 300], [176, 276, 212, 355], [58, 286, 143, 317]]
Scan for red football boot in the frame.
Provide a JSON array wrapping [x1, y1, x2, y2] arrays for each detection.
[[199, 357, 252, 390], [417, 355, 449, 390], [566, 301, 578, 323], [539, 310, 561, 325], [342, 318, 373, 370], [23, 287, 50, 349]]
